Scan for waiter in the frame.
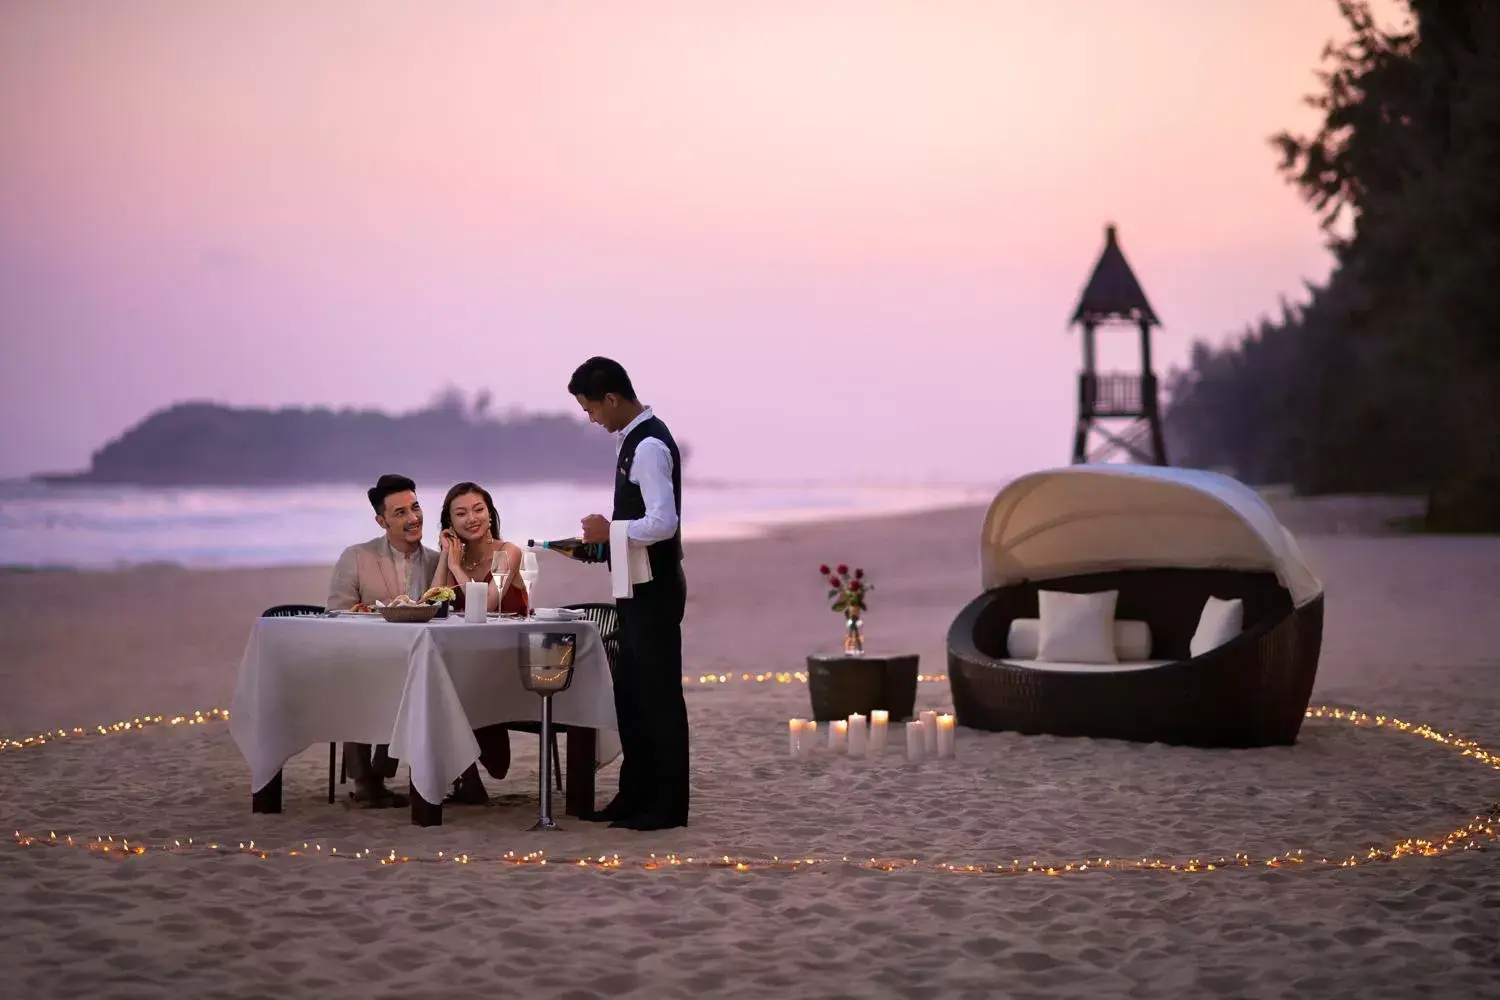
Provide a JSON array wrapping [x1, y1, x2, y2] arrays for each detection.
[[570, 356, 689, 831]]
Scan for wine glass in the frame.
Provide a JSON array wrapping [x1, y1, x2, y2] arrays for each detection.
[[490, 548, 512, 611], [520, 550, 540, 610]]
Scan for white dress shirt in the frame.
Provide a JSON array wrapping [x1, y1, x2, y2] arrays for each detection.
[[385, 538, 428, 600], [616, 406, 680, 545]]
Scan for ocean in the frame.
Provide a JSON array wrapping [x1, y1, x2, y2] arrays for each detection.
[[0, 479, 994, 571]]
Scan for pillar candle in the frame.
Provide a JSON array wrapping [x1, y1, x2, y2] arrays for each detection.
[[870, 710, 889, 753], [789, 718, 806, 758], [829, 719, 848, 752], [802, 721, 817, 758], [464, 581, 488, 623], [905, 720, 925, 762], [919, 710, 938, 754], [936, 714, 956, 758], [846, 713, 867, 757]]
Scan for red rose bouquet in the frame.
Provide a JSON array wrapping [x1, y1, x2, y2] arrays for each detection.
[[819, 563, 871, 618]]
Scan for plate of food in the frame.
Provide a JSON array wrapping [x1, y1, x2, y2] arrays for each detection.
[[421, 586, 457, 606]]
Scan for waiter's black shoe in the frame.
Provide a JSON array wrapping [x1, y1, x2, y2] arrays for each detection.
[[609, 813, 687, 831], [582, 797, 634, 823]]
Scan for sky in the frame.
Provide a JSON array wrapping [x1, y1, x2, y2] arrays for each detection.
[[0, 0, 1406, 484]]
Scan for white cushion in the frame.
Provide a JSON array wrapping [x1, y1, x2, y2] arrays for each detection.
[[1190, 596, 1244, 657], [1003, 658, 1172, 674], [1008, 618, 1152, 660], [1036, 589, 1119, 664], [1113, 620, 1152, 661]]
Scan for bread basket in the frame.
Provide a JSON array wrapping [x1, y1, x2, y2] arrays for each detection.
[[378, 603, 438, 624]]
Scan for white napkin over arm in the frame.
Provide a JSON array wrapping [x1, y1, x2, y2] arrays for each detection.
[[609, 519, 654, 599], [607, 425, 676, 599]]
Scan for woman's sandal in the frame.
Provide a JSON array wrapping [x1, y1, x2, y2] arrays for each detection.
[[443, 765, 490, 806]]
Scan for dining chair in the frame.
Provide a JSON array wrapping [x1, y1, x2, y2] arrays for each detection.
[[564, 602, 621, 670], [258, 604, 340, 803], [556, 602, 620, 779]]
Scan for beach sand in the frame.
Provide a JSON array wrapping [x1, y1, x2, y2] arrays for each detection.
[[2, 497, 1498, 999]]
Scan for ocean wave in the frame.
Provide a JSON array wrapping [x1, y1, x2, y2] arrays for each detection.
[[0, 480, 991, 570]]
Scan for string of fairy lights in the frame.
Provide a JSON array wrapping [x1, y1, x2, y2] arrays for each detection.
[[4, 705, 1497, 876], [694, 672, 950, 685]]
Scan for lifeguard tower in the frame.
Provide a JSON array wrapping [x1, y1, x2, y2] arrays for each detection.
[[1068, 224, 1167, 465]]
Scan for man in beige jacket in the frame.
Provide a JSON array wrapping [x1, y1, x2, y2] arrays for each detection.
[[327, 473, 441, 807]]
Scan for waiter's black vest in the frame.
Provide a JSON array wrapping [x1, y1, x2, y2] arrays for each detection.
[[613, 415, 684, 583]]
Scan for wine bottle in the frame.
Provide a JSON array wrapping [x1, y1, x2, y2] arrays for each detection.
[[526, 537, 608, 563]]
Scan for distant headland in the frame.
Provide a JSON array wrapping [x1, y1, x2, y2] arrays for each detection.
[[38, 393, 683, 487]]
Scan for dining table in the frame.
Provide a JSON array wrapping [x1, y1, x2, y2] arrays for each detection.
[[229, 610, 619, 826]]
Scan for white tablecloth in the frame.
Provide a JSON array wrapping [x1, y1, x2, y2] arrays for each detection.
[[229, 615, 619, 805]]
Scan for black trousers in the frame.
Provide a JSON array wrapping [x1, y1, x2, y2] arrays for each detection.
[[611, 568, 689, 821]]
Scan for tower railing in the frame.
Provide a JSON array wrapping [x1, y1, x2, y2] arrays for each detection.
[[1079, 373, 1155, 417]]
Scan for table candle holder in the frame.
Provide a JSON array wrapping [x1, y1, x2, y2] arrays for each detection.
[[517, 631, 577, 831]]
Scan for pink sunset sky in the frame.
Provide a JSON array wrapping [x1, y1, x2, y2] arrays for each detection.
[[0, 0, 1405, 484]]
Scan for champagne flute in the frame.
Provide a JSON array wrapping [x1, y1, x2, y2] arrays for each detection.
[[490, 547, 511, 614], [520, 550, 540, 611]]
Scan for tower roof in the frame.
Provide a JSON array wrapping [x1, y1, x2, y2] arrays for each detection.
[[1070, 224, 1160, 327]]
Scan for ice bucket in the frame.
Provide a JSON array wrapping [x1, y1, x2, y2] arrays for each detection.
[[518, 632, 577, 693]]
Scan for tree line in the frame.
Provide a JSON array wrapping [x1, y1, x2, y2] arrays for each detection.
[[1162, 0, 1499, 531], [50, 391, 642, 487]]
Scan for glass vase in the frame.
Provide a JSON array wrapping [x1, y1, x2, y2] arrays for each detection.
[[843, 613, 865, 656]]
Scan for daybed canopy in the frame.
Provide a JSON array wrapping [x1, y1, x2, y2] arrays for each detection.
[[981, 466, 1322, 607]]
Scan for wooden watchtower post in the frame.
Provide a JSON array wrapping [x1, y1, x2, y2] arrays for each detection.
[[1068, 224, 1168, 466]]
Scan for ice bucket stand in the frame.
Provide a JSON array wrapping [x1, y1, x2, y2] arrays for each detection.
[[517, 631, 578, 831]]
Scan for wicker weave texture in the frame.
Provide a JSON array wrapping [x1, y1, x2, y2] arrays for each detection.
[[946, 569, 1323, 747], [806, 654, 920, 722]]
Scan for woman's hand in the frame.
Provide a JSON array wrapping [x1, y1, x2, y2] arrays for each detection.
[[442, 529, 465, 576]]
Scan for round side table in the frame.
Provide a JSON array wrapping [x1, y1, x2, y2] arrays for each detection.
[[805, 652, 919, 722]]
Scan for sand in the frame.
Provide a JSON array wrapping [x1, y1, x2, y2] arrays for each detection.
[[1, 497, 1498, 999]]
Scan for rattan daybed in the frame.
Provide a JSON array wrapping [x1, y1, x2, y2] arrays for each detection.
[[947, 465, 1324, 747]]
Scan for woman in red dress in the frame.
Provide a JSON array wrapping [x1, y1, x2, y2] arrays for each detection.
[[428, 481, 530, 615], [428, 482, 530, 803]]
